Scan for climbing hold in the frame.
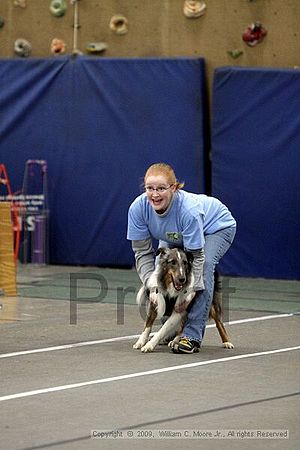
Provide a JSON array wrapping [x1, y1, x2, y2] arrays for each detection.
[[50, 0, 67, 17], [13, 0, 26, 7], [227, 49, 243, 59], [242, 22, 267, 47], [0, 17, 5, 28], [14, 38, 32, 57], [183, 1, 206, 18], [109, 15, 128, 35], [86, 42, 108, 54], [51, 38, 66, 55]]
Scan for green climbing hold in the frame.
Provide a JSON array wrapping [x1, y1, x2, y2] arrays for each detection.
[[227, 49, 243, 59], [50, 0, 67, 17]]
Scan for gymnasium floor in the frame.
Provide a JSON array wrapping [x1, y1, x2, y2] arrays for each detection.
[[0, 263, 299, 450]]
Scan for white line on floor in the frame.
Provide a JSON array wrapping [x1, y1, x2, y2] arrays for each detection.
[[0, 313, 295, 359], [0, 345, 299, 403]]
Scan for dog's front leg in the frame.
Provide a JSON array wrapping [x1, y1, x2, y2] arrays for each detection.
[[133, 302, 158, 350], [133, 287, 152, 349], [143, 311, 182, 352], [133, 327, 151, 350], [140, 292, 166, 352]]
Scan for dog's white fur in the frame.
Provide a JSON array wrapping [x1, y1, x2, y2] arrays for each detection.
[[133, 249, 195, 353]]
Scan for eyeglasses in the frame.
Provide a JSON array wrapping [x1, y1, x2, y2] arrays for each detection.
[[145, 184, 173, 193]]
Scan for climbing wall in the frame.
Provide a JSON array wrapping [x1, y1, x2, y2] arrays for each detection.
[[0, 0, 299, 89]]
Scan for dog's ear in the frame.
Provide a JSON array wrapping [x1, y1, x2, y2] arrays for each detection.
[[156, 247, 168, 256], [185, 251, 194, 264]]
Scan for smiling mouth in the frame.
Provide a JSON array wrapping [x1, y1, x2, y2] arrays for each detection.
[[152, 198, 162, 206], [152, 199, 165, 212]]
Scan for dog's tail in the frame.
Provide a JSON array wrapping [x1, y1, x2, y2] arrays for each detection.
[[136, 285, 146, 307]]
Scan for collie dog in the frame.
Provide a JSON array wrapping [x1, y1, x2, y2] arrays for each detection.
[[133, 247, 233, 353]]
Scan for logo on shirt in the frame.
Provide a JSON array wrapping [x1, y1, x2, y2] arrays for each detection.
[[166, 232, 182, 242]]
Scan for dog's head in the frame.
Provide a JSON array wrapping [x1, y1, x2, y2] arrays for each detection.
[[156, 247, 193, 291]]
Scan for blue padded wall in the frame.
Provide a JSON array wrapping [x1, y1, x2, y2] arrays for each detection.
[[212, 67, 300, 280], [0, 56, 207, 266]]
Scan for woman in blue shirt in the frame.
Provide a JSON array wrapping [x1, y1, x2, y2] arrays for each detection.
[[127, 163, 236, 354]]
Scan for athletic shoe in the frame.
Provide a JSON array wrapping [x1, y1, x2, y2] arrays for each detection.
[[171, 337, 200, 354]]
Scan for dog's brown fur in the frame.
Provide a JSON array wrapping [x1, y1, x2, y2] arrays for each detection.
[[208, 272, 233, 347]]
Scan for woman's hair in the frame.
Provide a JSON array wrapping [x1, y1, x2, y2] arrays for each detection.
[[144, 163, 184, 190]]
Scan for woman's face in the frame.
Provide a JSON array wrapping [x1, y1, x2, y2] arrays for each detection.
[[144, 174, 176, 214]]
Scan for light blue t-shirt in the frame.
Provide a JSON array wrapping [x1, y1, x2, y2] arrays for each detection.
[[127, 190, 236, 250]]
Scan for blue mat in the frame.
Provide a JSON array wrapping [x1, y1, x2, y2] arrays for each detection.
[[0, 56, 207, 266], [212, 67, 300, 280]]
